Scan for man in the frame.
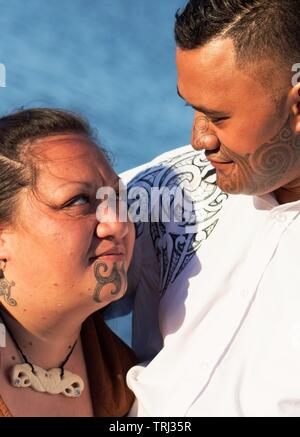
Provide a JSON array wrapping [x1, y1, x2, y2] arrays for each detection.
[[121, 0, 300, 416]]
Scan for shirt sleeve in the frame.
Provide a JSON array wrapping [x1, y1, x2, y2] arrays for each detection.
[[106, 145, 227, 361]]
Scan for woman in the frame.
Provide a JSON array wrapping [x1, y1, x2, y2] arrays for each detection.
[[0, 108, 136, 417]]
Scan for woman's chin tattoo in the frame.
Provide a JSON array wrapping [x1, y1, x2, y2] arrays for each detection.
[[93, 261, 126, 303], [0, 275, 17, 306]]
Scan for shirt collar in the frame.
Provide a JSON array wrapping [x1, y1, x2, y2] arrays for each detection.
[[253, 192, 300, 212]]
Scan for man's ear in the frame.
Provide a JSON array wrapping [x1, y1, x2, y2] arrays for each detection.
[[289, 82, 300, 133]]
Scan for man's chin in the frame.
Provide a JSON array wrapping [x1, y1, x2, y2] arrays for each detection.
[[216, 177, 273, 197], [215, 174, 244, 195]]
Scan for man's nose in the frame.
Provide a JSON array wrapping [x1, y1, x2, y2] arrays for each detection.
[[191, 113, 220, 151]]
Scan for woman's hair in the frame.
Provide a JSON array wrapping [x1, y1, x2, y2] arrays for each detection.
[[0, 107, 105, 226]]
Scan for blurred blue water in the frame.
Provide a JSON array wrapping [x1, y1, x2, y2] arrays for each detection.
[[0, 0, 193, 345], [0, 0, 192, 172]]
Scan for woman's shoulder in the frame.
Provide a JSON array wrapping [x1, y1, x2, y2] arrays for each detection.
[[81, 311, 137, 417]]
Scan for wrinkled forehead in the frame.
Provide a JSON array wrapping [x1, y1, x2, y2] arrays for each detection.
[[31, 133, 101, 160], [30, 133, 115, 186]]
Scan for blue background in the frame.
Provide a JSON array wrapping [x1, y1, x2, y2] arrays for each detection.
[[0, 0, 193, 344], [0, 0, 192, 173]]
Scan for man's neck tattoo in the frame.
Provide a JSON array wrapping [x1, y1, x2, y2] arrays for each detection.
[[0, 274, 17, 306], [93, 261, 125, 303]]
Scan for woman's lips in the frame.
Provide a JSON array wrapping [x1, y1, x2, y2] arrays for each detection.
[[89, 247, 126, 263], [93, 253, 125, 261]]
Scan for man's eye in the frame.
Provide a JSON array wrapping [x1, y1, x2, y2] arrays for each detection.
[[63, 195, 90, 208], [210, 117, 229, 125]]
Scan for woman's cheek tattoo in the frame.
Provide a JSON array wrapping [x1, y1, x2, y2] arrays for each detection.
[[93, 261, 126, 303]]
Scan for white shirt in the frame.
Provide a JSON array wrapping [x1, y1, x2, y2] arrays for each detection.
[[117, 145, 226, 361], [121, 146, 300, 417]]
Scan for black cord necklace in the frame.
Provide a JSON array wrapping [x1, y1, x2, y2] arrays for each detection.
[[0, 312, 84, 397]]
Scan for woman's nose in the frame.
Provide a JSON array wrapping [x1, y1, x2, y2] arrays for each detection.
[[95, 217, 129, 241], [191, 113, 220, 151]]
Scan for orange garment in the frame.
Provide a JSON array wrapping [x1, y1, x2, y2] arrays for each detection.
[[0, 397, 11, 417]]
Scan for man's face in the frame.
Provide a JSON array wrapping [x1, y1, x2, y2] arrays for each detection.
[[176, 38, 300, 196]]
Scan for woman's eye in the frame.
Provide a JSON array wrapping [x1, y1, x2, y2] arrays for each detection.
[[63, 195, 90, 208]]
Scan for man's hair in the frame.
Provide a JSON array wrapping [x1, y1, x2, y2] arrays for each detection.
[[175, 0, 300, 70]]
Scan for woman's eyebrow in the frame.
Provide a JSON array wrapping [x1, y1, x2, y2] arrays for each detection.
[[56, 181, 95, 190], [55, 176, 121, 192]]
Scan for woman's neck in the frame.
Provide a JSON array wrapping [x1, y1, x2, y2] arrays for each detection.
[[0, 307, 83, 369]]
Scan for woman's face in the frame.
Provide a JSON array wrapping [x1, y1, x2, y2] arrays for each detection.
[[3, 134, 135, 323]]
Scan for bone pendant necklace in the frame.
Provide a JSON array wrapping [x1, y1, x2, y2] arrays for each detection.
[[3, 317, 84, 397], [11, 363, 84, 397]]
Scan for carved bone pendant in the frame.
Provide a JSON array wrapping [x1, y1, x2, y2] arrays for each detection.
[[11, 363, 84, 397]]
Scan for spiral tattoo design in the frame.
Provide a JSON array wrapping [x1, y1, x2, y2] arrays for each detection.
[[93, 261, 125, 303], [192, 114, 219, 149], [0, 276, 17, 306], [192, 111, 300, 195]]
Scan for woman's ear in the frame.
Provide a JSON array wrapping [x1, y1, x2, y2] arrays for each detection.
[[0, 228, 13, 262], [289, 82, 300, 133]]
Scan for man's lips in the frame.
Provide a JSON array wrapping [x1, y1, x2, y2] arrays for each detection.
[[205, 150, 233, 165], [206, 156, 234, 166]]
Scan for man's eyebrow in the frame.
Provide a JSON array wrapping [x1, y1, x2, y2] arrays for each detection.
[[177, 86, 229, 117]]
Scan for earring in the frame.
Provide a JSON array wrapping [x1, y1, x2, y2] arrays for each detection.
[[0, 259, 17, 306], [0, 259, 6, 279]]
